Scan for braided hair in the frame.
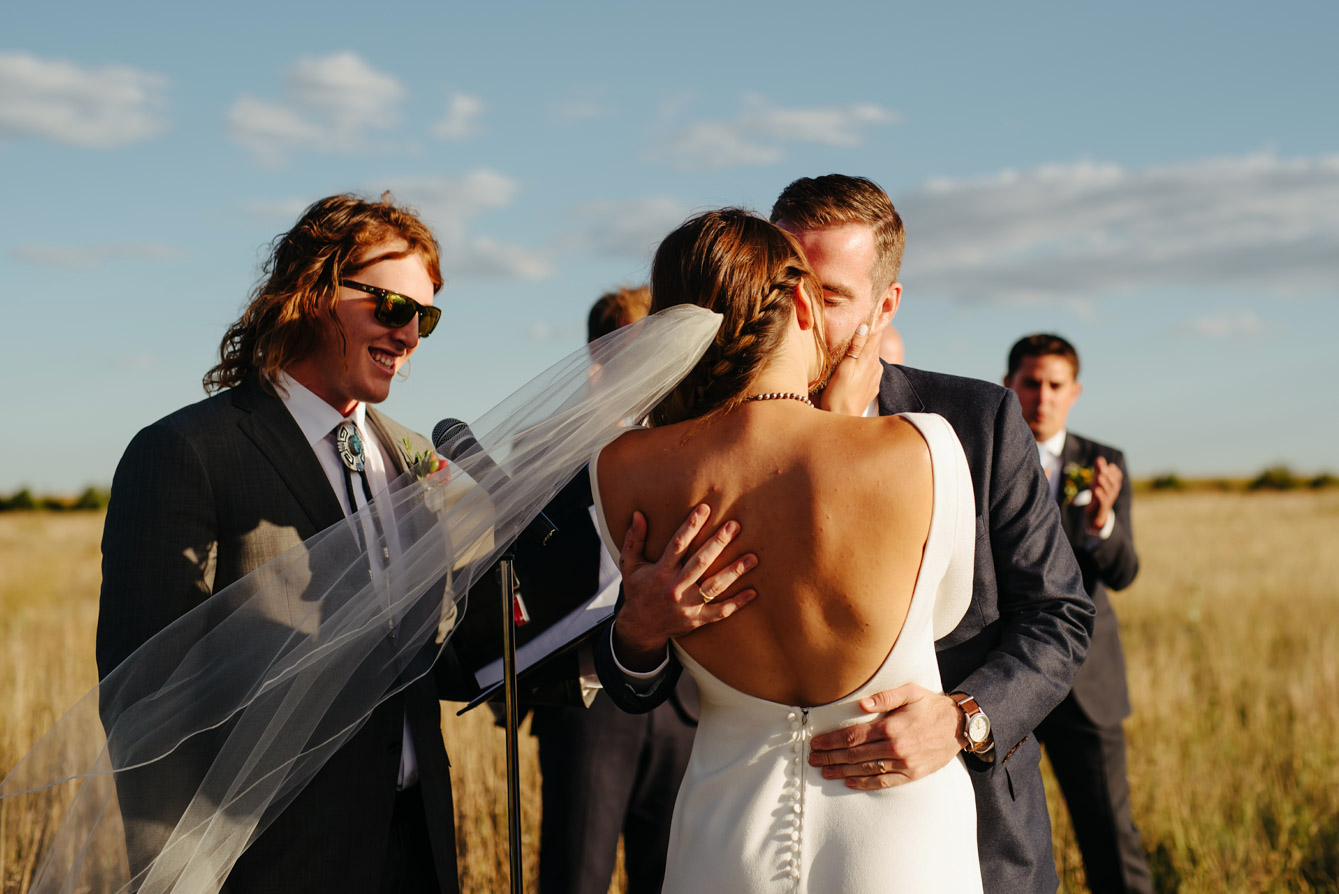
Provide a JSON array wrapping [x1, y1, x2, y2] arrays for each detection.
[[649, 208, 830, 427]]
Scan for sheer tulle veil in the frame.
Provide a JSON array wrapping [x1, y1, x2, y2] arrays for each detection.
[[0, 305, 722, 893]]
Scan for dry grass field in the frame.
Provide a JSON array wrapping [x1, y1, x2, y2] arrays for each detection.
[[2, 491, 1336, 892]]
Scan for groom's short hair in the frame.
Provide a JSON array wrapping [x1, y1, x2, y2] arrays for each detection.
[[1006, 333, 1081, 380], [770, 174, 906, 292]]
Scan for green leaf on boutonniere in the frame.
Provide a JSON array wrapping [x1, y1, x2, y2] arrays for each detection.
[[403, 437, 447, 479], [1062, 462, 1094, 506]]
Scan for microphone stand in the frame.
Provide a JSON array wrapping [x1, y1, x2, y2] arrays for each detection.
[[497, 547, 524, 894]]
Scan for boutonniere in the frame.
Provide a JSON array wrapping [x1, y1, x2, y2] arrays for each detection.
[[403, 438, 448, 480], [1061, 462, 1094, 506]]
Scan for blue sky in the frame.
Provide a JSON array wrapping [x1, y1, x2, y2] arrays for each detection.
[[4, 1, 1336, 493]]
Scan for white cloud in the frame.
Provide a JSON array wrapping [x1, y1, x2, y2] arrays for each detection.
[[432, 92, 483, 140], [652, 95, 898, 171], [381, 171, 552, 281], [11, 242, 184, 268], [228, 52, 404, 165], [1181, 310, 1267, 338], [562, 196, 697, 260], [247, 173, 548, 281], [0, 52, 168, 147], [526, 321, 583, 343], [900, 151, 1339, 304]]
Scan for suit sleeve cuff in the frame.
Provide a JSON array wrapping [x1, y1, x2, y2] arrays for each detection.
[[1085, 508, 1116, 543], [608, 623, 670, 691]]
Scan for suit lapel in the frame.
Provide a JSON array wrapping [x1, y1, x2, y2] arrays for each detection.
[[365, 409, 410, 475], [876, 363, 925, 417], [232, 377, 344, 530], [1058, 433, 1087, 545]]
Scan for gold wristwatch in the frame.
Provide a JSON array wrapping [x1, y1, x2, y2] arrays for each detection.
[[949, 692, 994, 755]]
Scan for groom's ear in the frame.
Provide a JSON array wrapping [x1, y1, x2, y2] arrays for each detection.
[[872, 281, 902, 331], [793, 284, 816, 330]]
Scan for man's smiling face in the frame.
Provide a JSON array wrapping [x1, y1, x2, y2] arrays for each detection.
[[294, 240, 436, 416]]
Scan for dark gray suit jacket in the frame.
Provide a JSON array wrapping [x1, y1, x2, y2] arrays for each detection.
[[1057, 432, 1138, 727], [97, 375, 461, 894], [595, 363, 1094, 894]]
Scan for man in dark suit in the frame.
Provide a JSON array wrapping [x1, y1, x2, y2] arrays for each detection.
[[529, 286, 700, 894], [596, 175, 1095, 893], [1005, 334, 1152, 893], [97, 194, 463, 893]]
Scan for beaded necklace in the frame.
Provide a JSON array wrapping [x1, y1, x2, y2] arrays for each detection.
[[741, 392, 814, 408]]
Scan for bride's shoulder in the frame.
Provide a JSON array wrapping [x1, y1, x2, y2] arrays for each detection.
[[591, 424, 661, 483]]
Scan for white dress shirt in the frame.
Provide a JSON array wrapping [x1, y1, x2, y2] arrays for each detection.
[[274, 372, 420, 789]]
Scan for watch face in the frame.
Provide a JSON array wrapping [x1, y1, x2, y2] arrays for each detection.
[[968, 714, 990, 743]]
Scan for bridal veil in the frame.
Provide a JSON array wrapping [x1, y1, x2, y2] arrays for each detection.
[[0, 305, 721, 893]]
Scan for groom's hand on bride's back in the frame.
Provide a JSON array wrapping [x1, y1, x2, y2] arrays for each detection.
[[612, 504, 759, 671], [807, 683, 963, 789]]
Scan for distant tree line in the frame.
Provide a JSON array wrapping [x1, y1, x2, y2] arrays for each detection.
[[1147, 465, 1337, 492], [0, 466, 1333, 511], [0, 487, 111, 512]]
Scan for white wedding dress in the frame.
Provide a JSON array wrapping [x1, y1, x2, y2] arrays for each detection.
[[592, 412, 983, 893]]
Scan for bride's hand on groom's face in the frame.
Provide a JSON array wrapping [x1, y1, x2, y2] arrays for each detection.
[[611, 505, 758, 670], [808, 684, 962, 789], [817, 323, 882, 417]]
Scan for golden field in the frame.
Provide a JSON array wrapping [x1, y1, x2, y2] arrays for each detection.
[[2, 492, 1337, 892]]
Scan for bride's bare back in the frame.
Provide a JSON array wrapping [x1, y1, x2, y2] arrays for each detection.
[[597, 401, 933, 707]]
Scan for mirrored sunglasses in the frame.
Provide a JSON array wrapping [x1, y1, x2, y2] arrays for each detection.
[[340, 279, 442, 337]]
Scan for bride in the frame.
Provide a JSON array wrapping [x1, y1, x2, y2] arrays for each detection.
[[589, 209, 983, 892]]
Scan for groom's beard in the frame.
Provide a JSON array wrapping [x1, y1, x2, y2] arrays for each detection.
[[809, 333, 855, 397]]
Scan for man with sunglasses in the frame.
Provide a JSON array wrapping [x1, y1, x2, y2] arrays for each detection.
[[97, 193, 465, 893]]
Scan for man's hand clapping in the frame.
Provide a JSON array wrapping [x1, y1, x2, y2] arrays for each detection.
[[1086, 455, 1122, 532]]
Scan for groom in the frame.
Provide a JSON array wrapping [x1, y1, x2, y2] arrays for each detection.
[[596, 175, 1095, 893], [97, 194, 464, 893]]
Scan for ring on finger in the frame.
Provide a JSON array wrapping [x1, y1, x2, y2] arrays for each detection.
[[699, 586, 714, 604], [876, 760, 890, 774]]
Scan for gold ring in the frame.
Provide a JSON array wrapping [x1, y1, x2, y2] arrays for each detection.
[[876, 760, 889, 774], [699, 587, 714, 604]]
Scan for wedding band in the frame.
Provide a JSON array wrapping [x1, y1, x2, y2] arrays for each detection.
[[699, 587, 714, 604]]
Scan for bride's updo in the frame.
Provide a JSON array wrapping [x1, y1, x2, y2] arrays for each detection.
[[649, 208, 829, 427]]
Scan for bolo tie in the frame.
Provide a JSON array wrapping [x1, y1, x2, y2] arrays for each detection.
[[335, 420, 395, 633], [335, 421, 375, 513]]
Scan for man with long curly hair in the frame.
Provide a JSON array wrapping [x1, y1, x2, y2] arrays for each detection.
[[97, 193, 463, 893]]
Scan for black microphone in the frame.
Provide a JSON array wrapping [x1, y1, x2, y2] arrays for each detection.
[[432, 418, 558, 547]]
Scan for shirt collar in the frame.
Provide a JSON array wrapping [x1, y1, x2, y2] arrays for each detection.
[[1038, 429, 1068, 459], [272, 371, 367, 448]]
